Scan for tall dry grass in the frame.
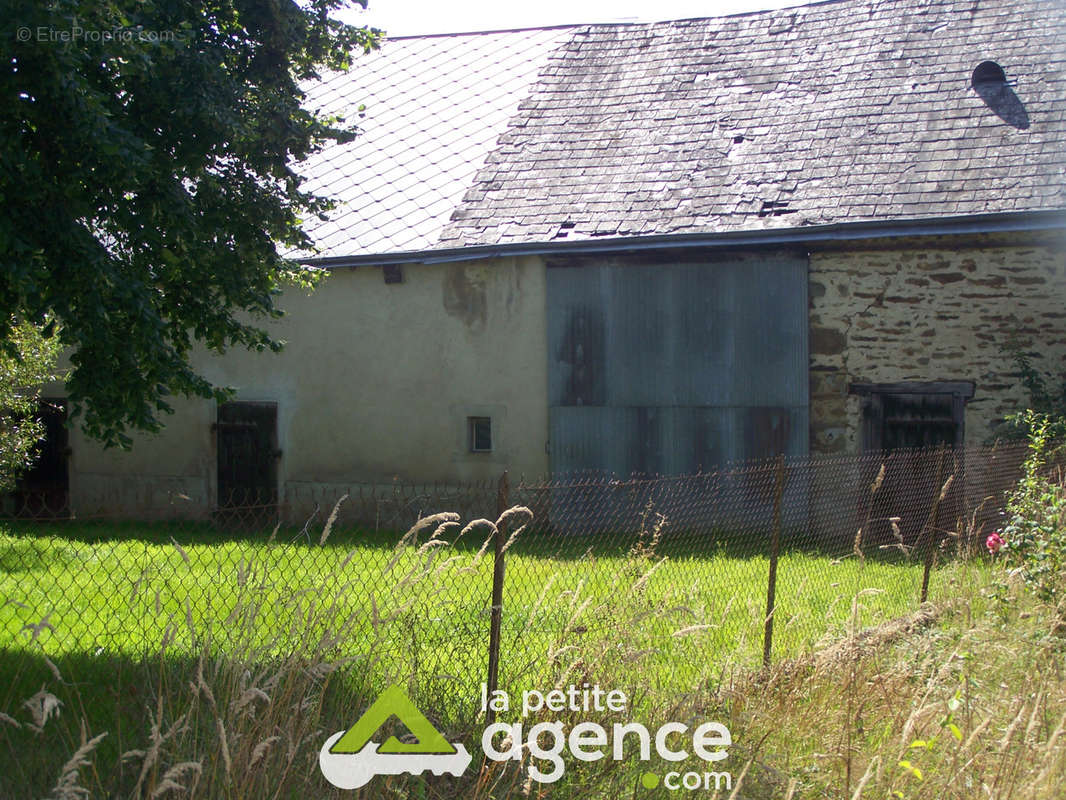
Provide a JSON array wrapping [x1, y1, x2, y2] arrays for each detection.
[[721, 561, 1066, 799]]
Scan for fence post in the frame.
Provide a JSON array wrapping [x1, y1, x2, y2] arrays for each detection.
[[919, 449, 947, 604], [485, 470, 509, 725], [763, 454, 787, 668]]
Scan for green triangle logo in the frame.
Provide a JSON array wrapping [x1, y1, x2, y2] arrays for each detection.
[[329, 685, 457, 755]]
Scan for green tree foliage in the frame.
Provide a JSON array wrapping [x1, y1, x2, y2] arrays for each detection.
[[0, 318, 61, 491], [1, 0, 379, 446]]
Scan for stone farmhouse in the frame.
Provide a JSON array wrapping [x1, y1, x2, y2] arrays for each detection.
[[20, 0, 1066, 515]]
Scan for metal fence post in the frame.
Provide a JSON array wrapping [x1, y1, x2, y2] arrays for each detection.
[[485, 470, 509, 725], [920, 449, 947, 604], [763, 454, 786, 667]]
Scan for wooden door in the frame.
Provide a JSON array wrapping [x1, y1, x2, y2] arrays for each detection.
[[216, 402, 278, 509]]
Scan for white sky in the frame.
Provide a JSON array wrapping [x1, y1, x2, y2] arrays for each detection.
[[340, 0, 813, 37]]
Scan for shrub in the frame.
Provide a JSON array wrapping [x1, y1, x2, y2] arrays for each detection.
[[1001, 412, 1066, 601], [0, 318, 61, 492]]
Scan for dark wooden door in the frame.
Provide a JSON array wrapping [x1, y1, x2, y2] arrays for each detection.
[[858, 389, 966, 550], [12, 399, 69, 517], [880, 393, 957, 450], [216, 402, 278, 509]]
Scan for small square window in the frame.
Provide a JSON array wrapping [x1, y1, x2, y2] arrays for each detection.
[[382, 264, 403, 284], [468, 417, 492, 452]]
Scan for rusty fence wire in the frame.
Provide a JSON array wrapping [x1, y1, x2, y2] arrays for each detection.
[[0, 441, 1038, 715]]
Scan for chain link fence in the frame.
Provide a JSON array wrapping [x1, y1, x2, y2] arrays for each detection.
[[0, 442, 1036, 715]]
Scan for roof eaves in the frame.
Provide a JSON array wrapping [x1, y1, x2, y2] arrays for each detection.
[[300, 209, 1066, 268]]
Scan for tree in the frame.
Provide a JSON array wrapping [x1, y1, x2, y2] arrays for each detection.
[[0, 318, 61, 492], [1, 0, 379, 446]]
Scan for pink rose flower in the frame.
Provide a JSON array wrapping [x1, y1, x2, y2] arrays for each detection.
[[986, 531, 1005, 554]]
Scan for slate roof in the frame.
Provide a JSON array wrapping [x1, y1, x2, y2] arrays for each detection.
[[298, 28, 572, 258], [299, 0, 1066, 260]]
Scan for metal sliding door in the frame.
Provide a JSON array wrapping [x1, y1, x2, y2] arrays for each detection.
[[547, 254, 809, 477]]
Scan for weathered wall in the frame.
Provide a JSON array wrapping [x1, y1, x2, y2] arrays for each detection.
[[66, 255, 549, 515], [48, 234, 1066, 518], [546, 252, 809, 476], [809, 235, 1066, 453]]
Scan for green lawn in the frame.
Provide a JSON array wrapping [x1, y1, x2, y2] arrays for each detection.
[[0, 519, 975, 798], [1, 520, 930, 694]]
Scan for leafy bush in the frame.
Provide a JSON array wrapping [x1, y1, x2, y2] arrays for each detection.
[[1001, 412, 1066, 600], [0, 318, 61, 492]]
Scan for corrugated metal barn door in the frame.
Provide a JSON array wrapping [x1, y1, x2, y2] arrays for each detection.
[[547, 254, 808, 476]]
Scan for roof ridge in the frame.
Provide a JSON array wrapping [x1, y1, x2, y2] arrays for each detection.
[[379, 0, 866, 41], [383, 23, 584, 41]]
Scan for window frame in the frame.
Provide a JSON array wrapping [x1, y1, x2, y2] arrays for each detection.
[[467, 416, 493, 453], [849, 381, 974, 451]]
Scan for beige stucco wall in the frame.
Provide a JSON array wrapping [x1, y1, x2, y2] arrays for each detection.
[[66, 255, 550, 515], [809, 236, 1066, 454]]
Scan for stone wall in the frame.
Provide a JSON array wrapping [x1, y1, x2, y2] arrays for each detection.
[[809, 235, 1066, 453]]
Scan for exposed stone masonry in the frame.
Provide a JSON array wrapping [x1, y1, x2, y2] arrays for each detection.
[[809, 236, 1066, 453]]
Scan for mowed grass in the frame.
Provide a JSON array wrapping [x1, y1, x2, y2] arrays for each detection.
[[0, 516, 1002, 799], [1, 517, 931, 695]]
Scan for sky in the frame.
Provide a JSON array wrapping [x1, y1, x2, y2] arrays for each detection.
[[339, 0, 813, 37]]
